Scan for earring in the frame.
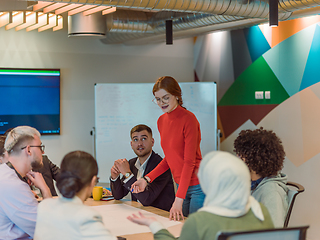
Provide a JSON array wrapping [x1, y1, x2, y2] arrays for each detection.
[[176, 97, 179, 100]]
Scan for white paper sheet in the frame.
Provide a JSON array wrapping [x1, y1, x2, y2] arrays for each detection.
[[90, 204, 181, 236]]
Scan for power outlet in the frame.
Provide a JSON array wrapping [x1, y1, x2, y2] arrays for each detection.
[[255, 91, 264, 99], [265, 91, 271, 99]]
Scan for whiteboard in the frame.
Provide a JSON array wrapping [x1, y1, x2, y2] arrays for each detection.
[[95, 82, 217, 182]]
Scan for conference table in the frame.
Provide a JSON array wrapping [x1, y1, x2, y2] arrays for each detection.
[[85, 198, 183, 240]]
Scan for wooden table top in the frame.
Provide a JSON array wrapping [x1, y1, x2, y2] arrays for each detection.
[[84, 198, 183, 240]]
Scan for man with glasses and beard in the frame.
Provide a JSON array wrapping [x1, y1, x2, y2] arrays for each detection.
[[4, 128, 60, 196], [0, 126, 52, 240], [110, 124, 175, 211]]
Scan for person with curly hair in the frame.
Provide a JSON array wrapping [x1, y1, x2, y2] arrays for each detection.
[[234, 127, 288, 227]]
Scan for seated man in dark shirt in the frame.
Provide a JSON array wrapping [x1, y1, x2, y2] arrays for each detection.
[[110, 124, 175, 211], [36, 155, 60, 196]]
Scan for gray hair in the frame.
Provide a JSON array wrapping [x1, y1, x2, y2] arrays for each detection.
[[5, 126, 41, 153]]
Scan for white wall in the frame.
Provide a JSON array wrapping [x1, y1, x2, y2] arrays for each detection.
[[194, 31, 235, 101], [0, 26, 194, 168]]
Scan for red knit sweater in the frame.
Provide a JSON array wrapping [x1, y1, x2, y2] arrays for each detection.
[[146, 105, 202, 199]]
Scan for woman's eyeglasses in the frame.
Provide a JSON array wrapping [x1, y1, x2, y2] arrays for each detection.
[[152, 94, 172, 105]]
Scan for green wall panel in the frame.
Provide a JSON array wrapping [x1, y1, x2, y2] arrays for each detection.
[[218, 57, 290, 106]]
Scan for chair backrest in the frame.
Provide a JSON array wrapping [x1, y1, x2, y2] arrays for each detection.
[[216, 226, 309, 240], [284, 181, 305, 228]]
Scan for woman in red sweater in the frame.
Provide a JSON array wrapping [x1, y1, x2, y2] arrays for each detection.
[[131, 76, 205, 220]]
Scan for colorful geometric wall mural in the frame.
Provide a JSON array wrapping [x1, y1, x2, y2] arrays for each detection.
[[194, 15, 320, 167]]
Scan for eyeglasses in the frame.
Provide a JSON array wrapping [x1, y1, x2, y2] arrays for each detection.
[[152, 94, 172, 105], [21, 144, 45, 152]]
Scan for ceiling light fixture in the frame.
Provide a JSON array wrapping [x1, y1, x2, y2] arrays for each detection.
[[0, 12, 10, 28], [38, 13, 57, 32], [26, 12, 48, 31], [0, 1, 116, 33], [53, 15, 63, 31], [43, 3, 69, 14], [5, 12, 24, 30], [68, 5, 96, 16], [83, 6, 109, 16], [55, 4, 83, 15], [102, 7, 117, 15], [15, 11, 37, 31], [33, 2, 54, 11]]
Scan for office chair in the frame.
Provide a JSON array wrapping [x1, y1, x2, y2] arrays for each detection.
[[284, 181, 305, 228], [216, 225, 309, 240]]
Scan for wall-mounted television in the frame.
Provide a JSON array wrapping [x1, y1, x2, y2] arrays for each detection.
[[0, 68, 60, 135]]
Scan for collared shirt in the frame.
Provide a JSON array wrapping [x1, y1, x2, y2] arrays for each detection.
[[6, 161, 29, 183], [134, 152, 152, 180], [0, 163, 37, 239]]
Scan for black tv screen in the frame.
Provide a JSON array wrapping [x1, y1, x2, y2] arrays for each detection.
[[0, 68, 60, 135]]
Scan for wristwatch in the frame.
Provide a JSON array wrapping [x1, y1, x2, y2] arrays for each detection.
[[124, 172, 132, 178], [143, 176, 150, 183]]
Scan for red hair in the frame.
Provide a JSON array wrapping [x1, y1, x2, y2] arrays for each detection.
[[152, 76, 184, 107]]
